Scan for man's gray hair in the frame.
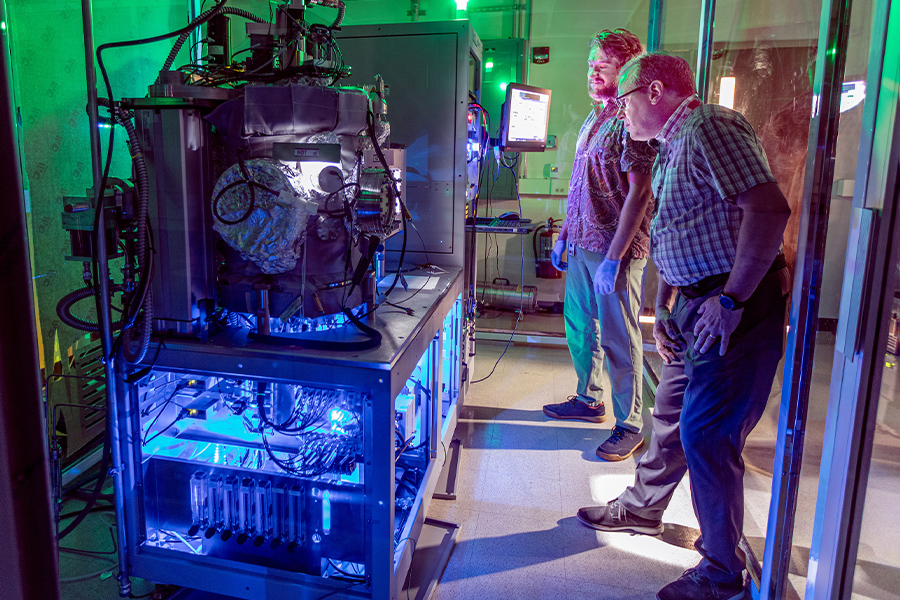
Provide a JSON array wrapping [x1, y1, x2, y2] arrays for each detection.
[[620, 53, 696, 96]]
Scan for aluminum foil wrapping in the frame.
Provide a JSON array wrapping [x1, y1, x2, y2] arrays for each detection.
[[212, 159, 317, 274], [357, 118, 390, 151]]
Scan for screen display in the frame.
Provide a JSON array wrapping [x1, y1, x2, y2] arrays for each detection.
[[501, 83, 551, 152]]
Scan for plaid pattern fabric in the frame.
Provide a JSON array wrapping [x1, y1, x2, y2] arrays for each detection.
[[566, 103, 657, 258], [650, 99, 777, 286]]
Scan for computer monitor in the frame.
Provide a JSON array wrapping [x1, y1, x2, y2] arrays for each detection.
[[499, 83, 552, 152]]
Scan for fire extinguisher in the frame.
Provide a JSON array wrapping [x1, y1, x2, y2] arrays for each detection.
[[534, 217, 562, 279]]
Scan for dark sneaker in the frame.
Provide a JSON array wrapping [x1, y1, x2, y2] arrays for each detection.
[[596, 425, 644, 461], [542, 395, 606, 423], [657, 568, 746, 600], [577, 499, 664, 535]]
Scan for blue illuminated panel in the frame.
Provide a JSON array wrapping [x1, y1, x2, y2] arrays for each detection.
[[136, 372, 367, 577]]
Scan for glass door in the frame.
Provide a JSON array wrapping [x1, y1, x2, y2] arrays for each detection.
[[756, 0, 879, 596], [799, 0, 900, 597], [850, 189, 900, 600], [645, 0, 890, 597]]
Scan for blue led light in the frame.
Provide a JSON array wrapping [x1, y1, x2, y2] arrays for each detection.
[[329, 408, 354, 435], [322, 490, 332, 534]]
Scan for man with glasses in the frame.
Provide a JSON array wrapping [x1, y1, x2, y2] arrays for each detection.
[[576, 53, 791, 600], [541, 29, 656, 462]]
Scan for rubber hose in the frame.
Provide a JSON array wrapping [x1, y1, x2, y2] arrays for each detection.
[[122, 297, 153, 364], [95, 98, 153, 362], [57, 287, 123, 332], [118, 106, 153, 363], [325, 0, 346, 28]]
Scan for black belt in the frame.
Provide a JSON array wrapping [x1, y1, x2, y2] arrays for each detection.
[[678, 254, 787, 300]]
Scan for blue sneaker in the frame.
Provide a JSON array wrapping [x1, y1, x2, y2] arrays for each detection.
[[657, 567, 747, 600], [596, 426, 644, 461], [542, 395, 607, 423]]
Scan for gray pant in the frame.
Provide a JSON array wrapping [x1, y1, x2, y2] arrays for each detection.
[[564, 244, 645, 433], [617, 268, 788, 582]]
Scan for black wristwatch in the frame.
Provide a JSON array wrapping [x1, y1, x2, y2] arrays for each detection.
[[719, 293, 746, 311]]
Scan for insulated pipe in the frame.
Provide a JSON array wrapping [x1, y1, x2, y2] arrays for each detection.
[[80, 1, 131, 596]]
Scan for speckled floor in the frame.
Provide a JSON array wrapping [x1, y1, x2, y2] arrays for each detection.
[[428, 341, 723, 600], [58, 336, 900, 600]]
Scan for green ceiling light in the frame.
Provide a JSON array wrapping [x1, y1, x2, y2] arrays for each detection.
[[456, 0, 468, 10], [499, 82, 508, 92], [485, 61, 494, 72], [1, 22, 6, 30]]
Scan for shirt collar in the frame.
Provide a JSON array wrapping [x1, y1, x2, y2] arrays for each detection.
[[655, 95, 702, 145]]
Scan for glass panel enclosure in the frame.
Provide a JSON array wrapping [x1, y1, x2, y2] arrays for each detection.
[[656, 0, 702, 72], [708, 0, 874, 597], [708, 4, 824, 597], [850, 240, 900, 600]]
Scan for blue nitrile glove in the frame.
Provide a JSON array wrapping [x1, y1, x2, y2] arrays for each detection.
[[551, 239, 567, 272], [593, 257, 621, 295]]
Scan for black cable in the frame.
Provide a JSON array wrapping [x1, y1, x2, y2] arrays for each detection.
[[212, 178, 275, 224], [141, 384, 182, 445], [406, 219, 432, 265], [322, 182, 360, 215], [400, 536, 418, 600], [381, 273, 432, 309], [60, 522, 118, 556], [327, 560, 366, 582], [160, 4, 266, 73], [342, 111, 407, 311], [472, 168, 525, 384], [123, 336, 167, 384], [143, 413, 183, 446], [395, 477, 418, 497], [316, 580, 365, 600], [57, 423, 111, 541], [57, 505, 114, 521]]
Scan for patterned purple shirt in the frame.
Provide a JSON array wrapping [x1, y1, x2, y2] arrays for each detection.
[[565, 103, 657, 258]]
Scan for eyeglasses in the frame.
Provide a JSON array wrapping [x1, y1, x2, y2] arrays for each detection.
[[611, 85, 648, 110]]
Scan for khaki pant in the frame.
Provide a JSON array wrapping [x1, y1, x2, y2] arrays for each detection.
[[564, 244, 646, 433]]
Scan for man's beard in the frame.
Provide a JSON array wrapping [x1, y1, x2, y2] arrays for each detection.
[[589, 81, 617, 102]]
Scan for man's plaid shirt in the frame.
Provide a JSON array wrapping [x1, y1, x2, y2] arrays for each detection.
[[650, 96, 777, 286]]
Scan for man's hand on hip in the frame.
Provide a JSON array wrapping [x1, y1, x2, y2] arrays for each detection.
[[654, 307, 683, 364], [592, 258, 620, 295], [694, 297, 743, 355]]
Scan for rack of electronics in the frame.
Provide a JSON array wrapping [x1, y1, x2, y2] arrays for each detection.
[[57, 3, 483, 599], [465, 82, 553, 317]]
